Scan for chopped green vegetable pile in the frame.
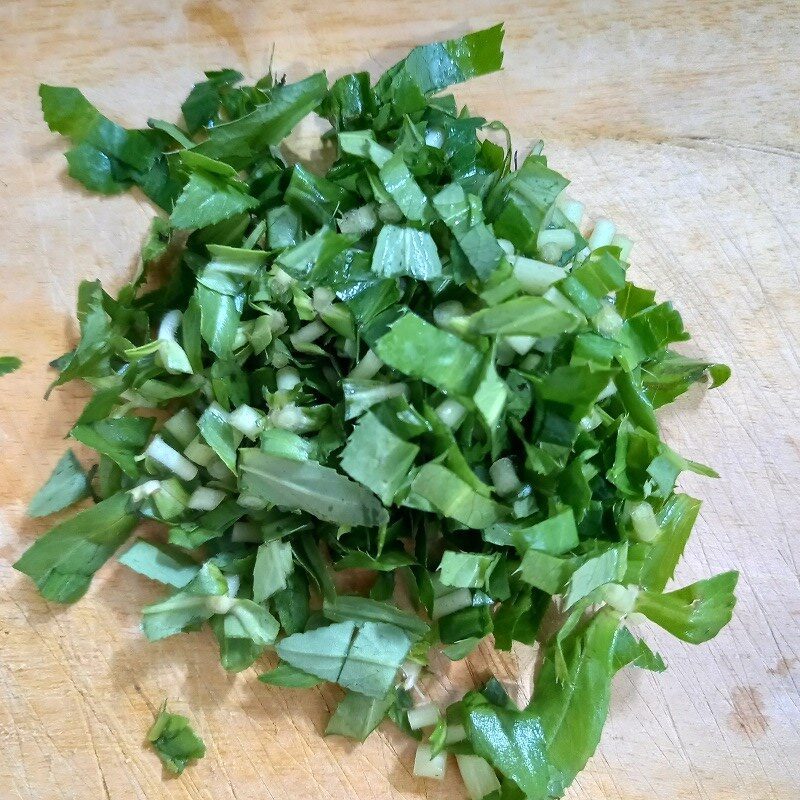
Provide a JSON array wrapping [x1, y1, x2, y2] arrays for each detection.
[[16, 23, 737, 798]]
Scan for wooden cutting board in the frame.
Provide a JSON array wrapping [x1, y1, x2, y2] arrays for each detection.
[[1, 1, 798, 798]]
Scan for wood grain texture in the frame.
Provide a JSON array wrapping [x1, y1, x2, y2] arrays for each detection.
[[1, 1, 798, 798]]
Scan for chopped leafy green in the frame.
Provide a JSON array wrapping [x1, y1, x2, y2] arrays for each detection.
[[252, 539, 293, 602], [147, 702, 206, 774], [410, 464, 504, 528], [465, 610, 621, 799], [40, 85, 159, 171], [323, 595, 430, 638], [376, 24, 504, 113], [340, 412, 419, 504], [326, 690, 394, 741], [198, 73, 328, 167], [21, 25, 735, 798], [118, 538, 199, 588], [71, 416, 154, 479], [0, 356, 21, 376], [375, 312, 483, 396], [635, 571, 738, 644], [439, 551, 500, 590], [371, 225, 442, 279], [15, 492, 136, 602], [141, 562, 228, 640], [27, 450, 91, 518], [259, 662, 323, 688], [276, 620, 357, 684], [277, 620, 411, 698], [239, 449, 388, 527], [170, 165, 258, 230]]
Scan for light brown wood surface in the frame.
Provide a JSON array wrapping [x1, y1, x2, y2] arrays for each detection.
[[1, 1, 798, 798]]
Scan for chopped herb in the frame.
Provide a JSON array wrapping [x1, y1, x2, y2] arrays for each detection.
[[19, 23, 734, 799], [147, 702, 206, 774], [0, 356, 21, 376]]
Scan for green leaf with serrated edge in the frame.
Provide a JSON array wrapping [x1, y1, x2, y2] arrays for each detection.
[[239, 449, 388, 528]]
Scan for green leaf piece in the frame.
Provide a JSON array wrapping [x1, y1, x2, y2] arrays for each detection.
[[147, 702, 206, 775], [15, 492, 137, 603], [239, 449, 388, 527], [27, 450, 91, 518]]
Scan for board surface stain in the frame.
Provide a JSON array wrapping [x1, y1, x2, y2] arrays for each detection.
[[729, 686, 770, 738]]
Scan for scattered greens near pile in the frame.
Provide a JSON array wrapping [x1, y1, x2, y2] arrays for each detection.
[[0, 356, 21, 376], [148, 702, 206, 775], [16, 23, 736, 799]]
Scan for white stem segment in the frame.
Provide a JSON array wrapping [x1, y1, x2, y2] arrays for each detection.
[[512, 256, 566, 295], [207, 595, 235, 615], [187, 487, 226, 511], [424, 127, 445, 149], [589, 218, 616, 250], [456, 755, 501, 800], [558, 196, 585, 227], [225, 574, 240, 598], [444, 723, 467, 745], [538, 228, 576, 263], [312, 287, 336, 311], [435, 399, 467, 429], [229, 404, 265, 439], [400, 659, 423, 691], [407, 703, 440, 731], [489, 457, 522, 497], [496, 238, 515, 257], [276, 367, 301, 392], [145, 436, 198, 481], [611, 233, 633, 260], [432, 588, 472, 620], [338, 204, 378, 236], [163, 409, 198, 448], [433, 301, 465, 329], [413, 743, 447, 780], [629, 501, 660, 542], [184, 436, 216, 467], [505, 335, 536, 356], [290, 319, 327, 347], [349, 349, 383, 380], [157, 310, 182, 341], [266, 308, 288, 333], [129, 480, 162, 503], [592, 304, 623, 337], [268, 404, 313, 433], [603, 583, 640, 614]]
